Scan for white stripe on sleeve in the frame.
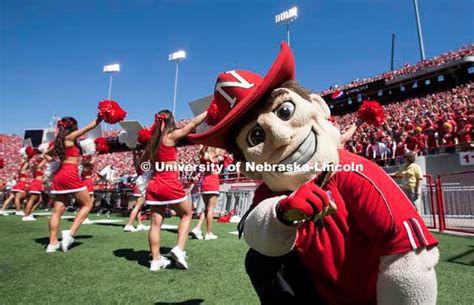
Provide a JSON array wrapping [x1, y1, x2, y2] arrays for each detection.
[[403, 220, 418, 250]]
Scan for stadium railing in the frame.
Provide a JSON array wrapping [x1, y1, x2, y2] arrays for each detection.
[[353, 143, 469, 167], [436, 170, 474, 234], [421, 174, 437, 229], [217, 171, 255, 183], [2, 170, 473, 234]]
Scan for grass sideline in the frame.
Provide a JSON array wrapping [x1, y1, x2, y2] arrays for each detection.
[[0, 211, 472, 305]]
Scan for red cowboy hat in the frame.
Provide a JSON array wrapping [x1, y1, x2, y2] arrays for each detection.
[[188, 42, 295, 149]]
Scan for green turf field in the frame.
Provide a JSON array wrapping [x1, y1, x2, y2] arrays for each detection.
[[0, 211, 472, 305]]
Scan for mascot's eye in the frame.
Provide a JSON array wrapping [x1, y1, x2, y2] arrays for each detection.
[[274, 101, 295, 121], [247, 125, 266, 147]]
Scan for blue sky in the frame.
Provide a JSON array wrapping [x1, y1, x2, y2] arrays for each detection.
[[1, 0, 472, 134]]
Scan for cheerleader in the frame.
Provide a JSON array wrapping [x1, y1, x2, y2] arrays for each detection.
[[22, 157, 48, 221], [124, 150, 150, 232], [0, 160, 29, 216], [141, 110, 207, 271], [190, 146, 220, 240], [44, 116, 102, 253]]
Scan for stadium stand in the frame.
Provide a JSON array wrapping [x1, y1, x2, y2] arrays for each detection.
[[319, 44, 473, 96], [1, 46, 473, 186], [338, 82, 473, 165]]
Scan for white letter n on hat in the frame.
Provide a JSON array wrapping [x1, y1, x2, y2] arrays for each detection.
[[215, 70, 255, 108]]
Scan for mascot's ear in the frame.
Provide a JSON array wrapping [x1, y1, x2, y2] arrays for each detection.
[[310, 94, 331, 120]]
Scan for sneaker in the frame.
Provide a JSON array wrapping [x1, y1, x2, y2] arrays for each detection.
[[205, 233, 218, 240], [123, 225, 137, 232], [190, 228, 203, 240], [136, 224, 150, 231], [61, 230, 74, 252], [22, 215, 36, 221], [0, 210, 9, 216], [149, 256, 171, 271], [82, 218, 93, 225], [170, 246, 188, 269], [15, 211, 25, 216], [46, 242, 62, 253]]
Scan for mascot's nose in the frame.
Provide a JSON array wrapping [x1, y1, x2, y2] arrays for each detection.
[[259, 119, 294, 148]]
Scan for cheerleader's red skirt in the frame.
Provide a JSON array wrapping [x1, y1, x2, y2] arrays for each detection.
[[51, 163, 86, 194], [29, 180, 44, 194], [146, 171, 187, 205], [201, 174, 220, 195], [11, 181, 27, 193]]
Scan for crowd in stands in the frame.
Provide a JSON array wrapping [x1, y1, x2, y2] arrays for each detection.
[[319, 44, 473, 96], [338, 82, 473, 165], [0, 134, 23, 181], [1, 45, 473, 186]]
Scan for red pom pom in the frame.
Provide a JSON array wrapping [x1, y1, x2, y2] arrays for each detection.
[[0, 158, 4, 169], [94, 137, 109, 154], [137, 128, 152, 145], [98, 100, 127, 124], [94, 137, 107, 146], [96, 144, 109, 154], [357, 100, 385, 126], [25, 145, 36, 159], [205, 102, 220, 126], [217, 215, 231, 223]]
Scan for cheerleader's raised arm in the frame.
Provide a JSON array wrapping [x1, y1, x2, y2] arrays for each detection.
[[166, 111, 207, 145], [65, 117, 103, 142]]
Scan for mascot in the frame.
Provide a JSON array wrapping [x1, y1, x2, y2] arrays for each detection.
[[189, 43, 439, 305]]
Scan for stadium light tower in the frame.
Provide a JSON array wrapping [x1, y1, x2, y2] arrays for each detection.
[[103, 63, 120, 100], [391, 34, 396, 70], [412, 0, 426, 61], [169, 50, 186, 116], [275, 6, 298, 47]]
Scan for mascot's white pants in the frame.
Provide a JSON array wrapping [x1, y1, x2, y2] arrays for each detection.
[[243, 196, 439, 305]]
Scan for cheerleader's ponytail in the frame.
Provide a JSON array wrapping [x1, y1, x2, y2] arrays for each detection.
[[54, 117, 78, 160], [149, 110, 176, 165]]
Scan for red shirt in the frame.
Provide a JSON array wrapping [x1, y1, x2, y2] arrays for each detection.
[[223, 155, 233, 168], [424, 128, 437, 148], [404, 122, 415, 132], [443, 133, 455, 146], [395, 142, 406, 156], [252, 150, 437, 305], [405, 135, 418, 151], [415, 134, 426, 150], [457, 124, 472, 143]]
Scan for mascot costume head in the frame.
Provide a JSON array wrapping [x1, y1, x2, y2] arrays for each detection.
[[190, 43, 341, 192], [190, 43, 439, 305]]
